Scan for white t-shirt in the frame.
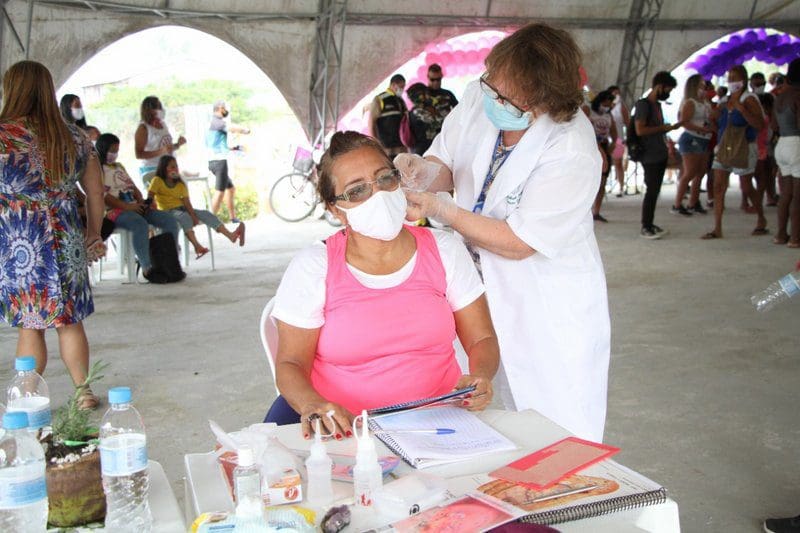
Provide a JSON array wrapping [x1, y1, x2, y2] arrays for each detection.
[[272, 229, 485, 329]]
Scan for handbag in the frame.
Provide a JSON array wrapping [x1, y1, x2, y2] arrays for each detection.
[[716, 123, 749, 169], [399, 112, 415, 149]]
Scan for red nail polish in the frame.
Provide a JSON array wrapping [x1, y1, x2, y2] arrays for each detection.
[[346, 430, 353, 437], [465, 393, 473, 399], [304, 434, 310, 439], [463, 400, 471, 406]]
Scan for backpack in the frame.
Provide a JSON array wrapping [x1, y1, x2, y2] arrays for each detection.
[[626, 98, 648, 162], [399, 112, 415, 148], [145, 233, 185, 284]]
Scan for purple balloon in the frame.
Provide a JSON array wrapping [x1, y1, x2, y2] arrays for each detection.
[[744, 31, 759, 43], [757, 28, 768, 40], [767, 34, 781, 47], [729, 35, 743, 46]]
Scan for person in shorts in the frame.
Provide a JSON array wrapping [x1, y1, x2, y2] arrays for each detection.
[[206, 100, 250, 223]]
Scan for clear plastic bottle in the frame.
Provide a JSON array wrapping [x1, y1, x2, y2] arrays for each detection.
[[751, 271, 800, 312], [233, 446, 262, 519], [0, 411, 48, 532], [305, 419, 334, 507], [6, 356, 51, 435], [99, 387, 152, 532], [353, 410, 382, 507]]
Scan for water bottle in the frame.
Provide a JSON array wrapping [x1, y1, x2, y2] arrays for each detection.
[[233, 446, 262, 519], [0, 411, 48, 532], [6, 356, 51, 435], [751, 271, 800, 312], [99, 387, 151, 532]]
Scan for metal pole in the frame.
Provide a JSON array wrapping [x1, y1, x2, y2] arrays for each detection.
[[333, 1, 346, 132], [0, 0, 6, 80], [25, 0, 33, 59]]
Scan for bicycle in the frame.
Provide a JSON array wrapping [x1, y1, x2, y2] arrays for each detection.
[[269, 147, 341, 225], [269, 147, 321, 222]]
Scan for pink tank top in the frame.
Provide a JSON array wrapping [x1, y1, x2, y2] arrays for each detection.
[[312, 225, 461, 414]]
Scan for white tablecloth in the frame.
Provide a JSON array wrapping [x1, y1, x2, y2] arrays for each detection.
[[184, 409, 680, 532]]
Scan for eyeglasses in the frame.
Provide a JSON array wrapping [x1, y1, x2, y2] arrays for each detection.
[[334, 168, 401, 203], [479, 73, 527, 118]]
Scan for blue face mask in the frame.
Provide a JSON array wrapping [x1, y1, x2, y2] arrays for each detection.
[[482, 93, 532, 131]]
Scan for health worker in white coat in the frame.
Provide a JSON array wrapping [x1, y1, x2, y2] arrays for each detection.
[[399, 23, 611, 441]]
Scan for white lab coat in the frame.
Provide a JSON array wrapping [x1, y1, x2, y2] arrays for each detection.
[[427, 82, 611, 441]]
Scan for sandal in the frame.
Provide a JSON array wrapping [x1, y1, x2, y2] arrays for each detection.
[[195, 246, 209, 260], [774, 236, 789, 245], [788, 241, 800, 249], [236, 223, 246, 247], [701, 231, 721, 240], [751, 227, 769, 236], [78, 387, 99, 410]]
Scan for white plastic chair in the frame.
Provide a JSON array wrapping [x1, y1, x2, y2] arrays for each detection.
[[99, 228, 137, 283], [259, 298, 280, 395]]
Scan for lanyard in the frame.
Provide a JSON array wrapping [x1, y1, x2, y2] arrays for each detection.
[[472, 133, 513, 214]]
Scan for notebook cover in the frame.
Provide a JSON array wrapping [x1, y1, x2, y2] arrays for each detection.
[[489, 437, 620, 490]]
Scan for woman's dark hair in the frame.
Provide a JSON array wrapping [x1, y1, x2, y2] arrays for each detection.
[[95, 133, 120, 165], [787, 58, 800, 85], [591, 90, 614, 112], [59, 93, 87, 129], [156, 155, 179, 181], [317, 131, 392, 205], [758, 92, 775, 113], [406, 82, 429, 105], [140, 95, 162, 123], [485, 23, 583, 123]]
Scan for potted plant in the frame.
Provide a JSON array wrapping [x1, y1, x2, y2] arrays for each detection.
[[43, 361, 109, 528]]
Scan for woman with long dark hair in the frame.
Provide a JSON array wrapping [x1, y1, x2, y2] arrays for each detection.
[[1, 61, 105, 408], [59, 93, 88, 130]]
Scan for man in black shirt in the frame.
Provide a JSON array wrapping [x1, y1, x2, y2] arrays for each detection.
[[369, 74, 407, 156], [634, 71, 681, 239], [427, 64, 458, 134]]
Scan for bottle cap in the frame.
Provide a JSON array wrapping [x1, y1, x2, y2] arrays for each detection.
[[14, 356, 36, 372], [309, 419, 328, 460], [238, 446, 255, 467], [3, 411, 29, 430], [108, 387, 132, 404]]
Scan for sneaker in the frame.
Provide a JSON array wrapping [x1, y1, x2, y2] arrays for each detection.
[[640, 226, 661, 239], [652, 224, 669, 236], [764, 514, 800, 533], [231, 217, 241, 224], [689, 203, 708, 214], [670, 205, 693, 216]]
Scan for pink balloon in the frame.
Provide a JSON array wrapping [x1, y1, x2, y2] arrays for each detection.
[[440, 51, 454, 64], [466, 50, 480, 65]]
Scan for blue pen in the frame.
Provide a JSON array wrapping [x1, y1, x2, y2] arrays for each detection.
[[374, 428, 456, 435]]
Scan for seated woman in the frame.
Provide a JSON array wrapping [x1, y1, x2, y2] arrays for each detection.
[[96, 133, 181, 282], [266, 131, 499, 439], [148, 155, 245, 258]]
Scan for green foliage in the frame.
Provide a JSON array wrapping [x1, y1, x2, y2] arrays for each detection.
[[215, 181, 260, 223], [51, 361, 109, 444], [92, 78, 268, 124]]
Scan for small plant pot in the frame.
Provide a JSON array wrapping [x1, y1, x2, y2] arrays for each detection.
[[46, 446, 106, 527]]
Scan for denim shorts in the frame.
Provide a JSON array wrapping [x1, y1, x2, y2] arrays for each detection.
[[678, 132, 710, 154]]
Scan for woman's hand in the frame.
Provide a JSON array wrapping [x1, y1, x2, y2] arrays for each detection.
[[176, 135, 187, 148], [404, 190, 458, 224], [85, 235, 106, 263], [299, 401, 353, 441], [454, 374, 493, 411]]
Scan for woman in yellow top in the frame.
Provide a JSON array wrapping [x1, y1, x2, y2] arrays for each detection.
[[147, 155, 245, 258]]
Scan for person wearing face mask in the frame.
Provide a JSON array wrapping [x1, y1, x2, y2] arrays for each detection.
[[264, 131, 499, 438], [369, 74, 408, 156], [97, 133, 181, 282], [673, 74, 715, 216], [583, 90, 618, 222], [750, 72, 767, 95], [703, 64, 767, 239], [397, 24, 610, 442], [631, 71, 682, 239], [134, 95, 186, 177], [59, 93, 88, 130]]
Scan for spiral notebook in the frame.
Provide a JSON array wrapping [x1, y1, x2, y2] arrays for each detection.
[[447, 458, 668, 525], [368, 406, 516, 469]]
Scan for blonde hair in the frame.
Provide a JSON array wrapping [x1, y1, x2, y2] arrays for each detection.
[[485, 23, 583, 123], [1, 61, 76, 183], [683, 74, 706, 102]]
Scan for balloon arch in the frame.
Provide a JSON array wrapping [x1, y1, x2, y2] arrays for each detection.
[[686, 28, 800, 78]]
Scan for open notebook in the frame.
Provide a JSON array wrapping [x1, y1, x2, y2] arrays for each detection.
[[368, 406, 516, 469]]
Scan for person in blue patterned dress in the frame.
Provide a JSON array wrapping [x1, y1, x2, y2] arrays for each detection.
[[0, 61, 106, 409]]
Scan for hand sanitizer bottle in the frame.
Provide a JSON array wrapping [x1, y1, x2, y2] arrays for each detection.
[[352, 410, 382, 507], [305, 418, 334, 507]]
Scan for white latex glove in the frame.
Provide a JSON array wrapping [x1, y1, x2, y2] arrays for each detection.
[[393, 153, 443, 191], [404, 190, 459, 225]]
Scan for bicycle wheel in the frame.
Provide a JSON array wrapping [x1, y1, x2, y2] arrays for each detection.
[[269, 172, 318, 222]]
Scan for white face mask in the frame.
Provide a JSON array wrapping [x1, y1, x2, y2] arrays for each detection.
[[727, 81, 744, 94], [337, 188, 407, 241], [71, 108, 84, 120], [753, 85, 766, 94], [155, 109, 165, 120], [599, 105, 611, 113], [106, 151, 118, 163]]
